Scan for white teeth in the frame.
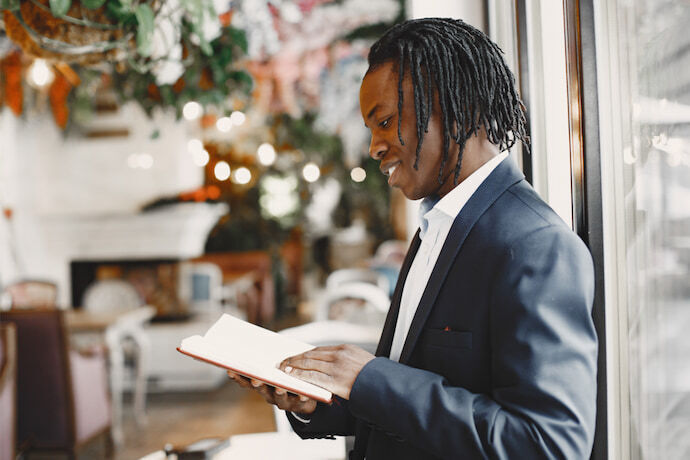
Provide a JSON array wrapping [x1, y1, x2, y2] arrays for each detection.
[[388, 165, 397, 176]]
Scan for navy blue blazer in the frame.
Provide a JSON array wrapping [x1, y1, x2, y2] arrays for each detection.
[[289, 157, 598, 459]]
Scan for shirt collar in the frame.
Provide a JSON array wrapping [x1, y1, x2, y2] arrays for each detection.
[[434, 152, 509, 218], [418, 195, 440, 240]]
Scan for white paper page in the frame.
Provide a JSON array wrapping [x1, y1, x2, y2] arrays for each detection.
[[179, 314, 331, 401], [204, 314, 314, 366]]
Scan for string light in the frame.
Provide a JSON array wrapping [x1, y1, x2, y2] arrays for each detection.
[[216, 117, 233, 132], [260, 175, 299, 219], [192, 149, 210, 167], [350, 167, 366, 182], [214, 161, 231, 181], [233, 167, 252, 184], [27, 59, 54, 88], [183, 101, 202, 120], [257, 143, 276, 166], [229, 111, 246, 126], [302, 162, 320, 182]]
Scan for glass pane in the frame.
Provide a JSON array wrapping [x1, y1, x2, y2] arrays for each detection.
[[610, 1, 690, 458]]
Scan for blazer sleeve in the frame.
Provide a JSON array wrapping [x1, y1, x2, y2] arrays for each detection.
[[347, 225, 598, 459], [287, 396, 357, 438]]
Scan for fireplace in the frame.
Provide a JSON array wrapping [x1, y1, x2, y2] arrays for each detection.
[[70, 258, 188, 320], [38, 202, 227, 306]]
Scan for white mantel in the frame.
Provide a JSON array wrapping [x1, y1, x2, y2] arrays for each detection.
[[41, 203, 227, 260], [39, 203, 227, 305]]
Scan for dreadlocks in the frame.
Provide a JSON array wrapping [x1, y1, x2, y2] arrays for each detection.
[[367, 17, 529, 184]]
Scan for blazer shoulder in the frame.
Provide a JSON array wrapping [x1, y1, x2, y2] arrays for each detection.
[[481, 181, 590, 257], [504, 181, 567, 229]]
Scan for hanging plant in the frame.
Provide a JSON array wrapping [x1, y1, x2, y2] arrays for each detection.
[[0, 0, 253, 128], [107, 22, 251, 119], [2, 0, 143, 65]]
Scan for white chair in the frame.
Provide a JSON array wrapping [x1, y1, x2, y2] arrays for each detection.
[[315, 281, 390, 325], [2, 280, 58, 309], [372, 240, 407, 266], [82, 279, 152, 429], [326, 268, 390, 294]]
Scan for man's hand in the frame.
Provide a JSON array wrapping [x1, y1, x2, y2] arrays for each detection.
[[279, 344, 375, 400], [226, 371, 317, 415]]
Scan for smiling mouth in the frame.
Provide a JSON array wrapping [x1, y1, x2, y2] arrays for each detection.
[[381, 161, 401, 176]]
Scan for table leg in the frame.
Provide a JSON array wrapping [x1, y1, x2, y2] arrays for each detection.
[[105, 327, 124, 447], [131, 326, 150, 427]]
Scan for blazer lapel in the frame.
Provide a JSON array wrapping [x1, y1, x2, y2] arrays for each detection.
[[375, 230, 421, 357], [398, 158, 525, 364]]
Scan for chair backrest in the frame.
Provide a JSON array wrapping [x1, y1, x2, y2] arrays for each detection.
[[373, 239, 407, 266], [3, 281, 58, 309], [0, 310, 75, 451], [0, 323, 17, 460], [315, 282, 390, 325], [326, 268, 390, 294], [82, 278, 142, 313]]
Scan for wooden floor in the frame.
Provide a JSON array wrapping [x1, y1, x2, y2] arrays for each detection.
[[114, 381, 276, 459], [24, 381, 276, 459]]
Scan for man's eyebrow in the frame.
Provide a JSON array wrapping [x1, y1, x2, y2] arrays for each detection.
[[366, 104, 379, 121]]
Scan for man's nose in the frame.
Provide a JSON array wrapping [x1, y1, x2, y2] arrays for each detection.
[[369, 137, 387, 160]]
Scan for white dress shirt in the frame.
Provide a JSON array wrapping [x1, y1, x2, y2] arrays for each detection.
[[388, 152, 508, 362]]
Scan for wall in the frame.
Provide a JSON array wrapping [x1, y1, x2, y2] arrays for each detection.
[[0, 104, 205, 300]]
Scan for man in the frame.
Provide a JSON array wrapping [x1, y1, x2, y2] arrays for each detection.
[[228, 17, 597, 459]]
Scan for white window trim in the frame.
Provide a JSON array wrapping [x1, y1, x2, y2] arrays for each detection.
[[593, 1, 632, 459]]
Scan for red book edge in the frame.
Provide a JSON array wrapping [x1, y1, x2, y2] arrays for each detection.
[[176, 347, 333, 404]]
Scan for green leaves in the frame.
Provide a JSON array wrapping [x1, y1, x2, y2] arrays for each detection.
[[0, 0, 20, 10], [32, 0, 253, 127], [226, 28, 249, 55], [181, 0, 214, 56], [135, 3, 155, 57], [81, 0, 107, 9], [49, 0, 72, 17]]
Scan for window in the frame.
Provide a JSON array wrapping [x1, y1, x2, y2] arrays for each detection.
[[597, 1, 690, 458]]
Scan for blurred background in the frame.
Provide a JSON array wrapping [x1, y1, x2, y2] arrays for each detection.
[[0, 0, 688, 459]]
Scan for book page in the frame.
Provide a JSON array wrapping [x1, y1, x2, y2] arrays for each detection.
[[178, 314, 332, 402]]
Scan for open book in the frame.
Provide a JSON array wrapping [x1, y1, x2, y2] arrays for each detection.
[[177, 314, 332, 403]]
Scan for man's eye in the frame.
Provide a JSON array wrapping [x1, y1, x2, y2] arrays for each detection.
[[379, 118, 392, 128]]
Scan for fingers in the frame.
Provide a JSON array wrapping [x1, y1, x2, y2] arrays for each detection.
[[273, 389, 317, 413], [274, 387, 309, 403], [227, 371, 252, 389], [279, 353, 335, 377], [227, 370, 316, 412], [252, 381, 277, 404], [228, 372, 275, 402], [279, 347, 338, 369]]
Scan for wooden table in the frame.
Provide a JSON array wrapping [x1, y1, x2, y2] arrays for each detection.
[[66, 306, 156, 446]]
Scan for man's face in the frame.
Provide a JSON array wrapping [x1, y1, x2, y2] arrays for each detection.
[[359, 61, 459, 200]]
